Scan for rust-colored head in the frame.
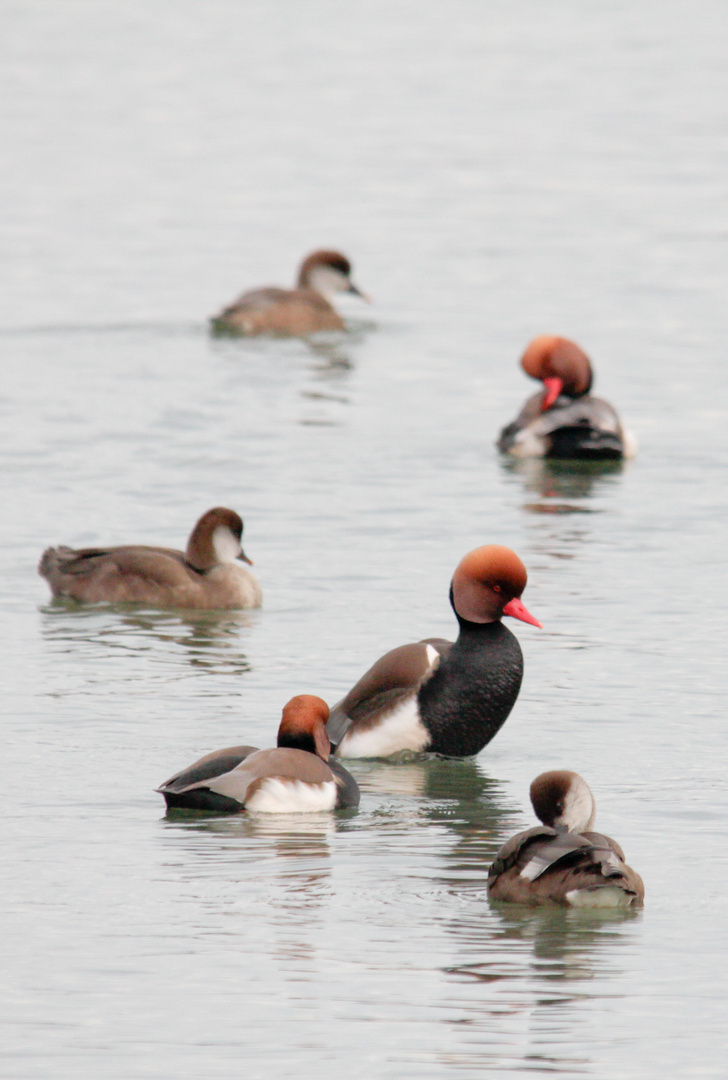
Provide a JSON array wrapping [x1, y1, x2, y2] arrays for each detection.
[[277, 695, 331, 759], [450, 545, 541, 627], [298, 250, 351, 280], [530, 770, 596, 832], [520, 335, 593, 409], [185, 507, 251, 571]]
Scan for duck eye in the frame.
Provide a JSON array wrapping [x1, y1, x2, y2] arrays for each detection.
[[492, 585, 502, 593]]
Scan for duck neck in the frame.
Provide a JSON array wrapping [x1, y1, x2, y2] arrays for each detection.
[[277, 724, 331, 761], [278, 731, 318, 755], [454, 614, 506, 638]]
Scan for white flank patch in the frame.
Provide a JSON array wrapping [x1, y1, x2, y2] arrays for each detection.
[[622, 429, 638, 459], [338, 695, 430, 758], [212, 525, 242, 564], [244, 778, 337, 814], [565, 887, 632, 909], [511, 428, 548, 458]]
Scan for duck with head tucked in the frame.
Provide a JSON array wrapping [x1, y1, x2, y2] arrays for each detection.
[[326, 545, 541, 759], [497, 335, 634, 460], [39, 507, 262, 610], [487, 770, 644, 907], [157, 695, 360, 813], [211, 249, 369, 336]]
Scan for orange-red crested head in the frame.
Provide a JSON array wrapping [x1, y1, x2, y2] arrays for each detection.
[[277, 695, 331, 759], [451, 545, 541, 627], [520, 335, 593, 409]]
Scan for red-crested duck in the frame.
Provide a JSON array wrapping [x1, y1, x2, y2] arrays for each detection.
[[157, 695, 359, 813], [326, 545, 541, 759], [497, 335, 634, 460]]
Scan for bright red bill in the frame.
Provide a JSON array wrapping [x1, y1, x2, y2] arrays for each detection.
[[502, 597, 542, 628], [541, 377, 563, 411]]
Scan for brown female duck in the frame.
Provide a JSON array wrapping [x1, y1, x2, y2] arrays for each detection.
[[39, 507, 262, 610], [211, 249, 368, 335], [488, 771, 644, 907]]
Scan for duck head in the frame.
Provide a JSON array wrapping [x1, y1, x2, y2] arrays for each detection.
[[450, 545, 542, 628], [530, 770, 596, 832], [185, 508, 253, 571], [520, 335, 593, 410], [297, 250, 369, 301], [277, 695, 332, 759]]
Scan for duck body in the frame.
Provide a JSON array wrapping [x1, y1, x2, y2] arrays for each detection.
[[498, 389, 627, 460], [157, 744, 261, 813], [497, 335, 633, 461], [327, 546, 541, 759], [487, 771, 644, 907], [157, 696, 360, 814], [211, 250, 367, 336], [39, 507, 262, 610], [418, 620, 525, 755]]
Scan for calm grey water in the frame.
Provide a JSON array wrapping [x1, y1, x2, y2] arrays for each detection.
[[2, 2, 728, 1077]]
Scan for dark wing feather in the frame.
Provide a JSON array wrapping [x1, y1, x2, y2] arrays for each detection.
[[488, 826, 557, 883], [51, 544, 188, 580], [326, 639, 449, 747], [157, 745, 259, 794]]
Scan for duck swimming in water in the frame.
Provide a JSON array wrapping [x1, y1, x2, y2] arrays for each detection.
[[157, 695, 360, 813], [39, 507, 262, 610], [497, 335, 634, 460], [487, 770, 644, 907], [326, 545, 541, 759], [211, 249, 368, 336]]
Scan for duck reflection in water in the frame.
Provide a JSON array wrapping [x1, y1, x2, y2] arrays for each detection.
[[439, 897, 639, 1080], [500, 456, 625, 516], [358, 755, 516, 876], [40, 605, 256, 678], [449, 901, 641, 997], [161, 812, 338, 935], [305, 333, 359, 378]]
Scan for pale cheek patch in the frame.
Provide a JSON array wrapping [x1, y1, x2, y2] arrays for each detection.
[[558, 783, 595, 833], [310, 265, 349, 297], [212, 526, 242, 564], [338, 696, 431, 758], [245, 778, 337, 814]]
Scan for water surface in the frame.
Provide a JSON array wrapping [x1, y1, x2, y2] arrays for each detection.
[[2, 2, 728, 1077]]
